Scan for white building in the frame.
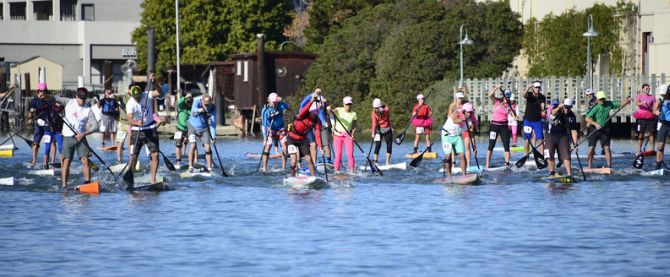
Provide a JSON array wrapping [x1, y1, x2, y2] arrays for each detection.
[[502, 0, 670, 77], [0, 0, 141, 91]]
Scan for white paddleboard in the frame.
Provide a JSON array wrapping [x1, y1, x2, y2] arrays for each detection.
[[433, 174, 480, 185], [0, 177, 14, 186], [109, 162, 144, 173], [642, 169, 667, 176], [28, 169, 61, 176], [0, 144, 15, 150], [132, 175, 166, 189], [358, 162, 407, 171], [283, 175, 329, 190]]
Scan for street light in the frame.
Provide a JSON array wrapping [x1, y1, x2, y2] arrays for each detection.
[[459, 25, 474, 88], [583, 14, 599, 90]]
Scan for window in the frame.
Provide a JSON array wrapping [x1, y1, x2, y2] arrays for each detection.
[[60, 0, 76, 21], [33, 1, 53, 21], [81, 4, 94, 21], [10, 2, 26, 20]]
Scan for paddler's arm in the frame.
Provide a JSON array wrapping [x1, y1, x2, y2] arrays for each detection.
[[297, 99, 313, 120], [653, 99, 661, 116], [585, 113, 600, 129], [489, 84, 501, 103]]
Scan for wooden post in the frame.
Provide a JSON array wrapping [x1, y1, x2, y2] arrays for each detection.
[[250, 104, 256, 137]]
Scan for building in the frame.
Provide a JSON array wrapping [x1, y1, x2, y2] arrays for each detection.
[[496, 0, 670, 78], [0, 0, 141, 91]]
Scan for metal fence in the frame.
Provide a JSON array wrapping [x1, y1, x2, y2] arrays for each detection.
[[460, 74, 667, 123]]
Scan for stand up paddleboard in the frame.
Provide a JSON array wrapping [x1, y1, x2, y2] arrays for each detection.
[[245, 152, 283, 159], [0, 177, 14, 186], [0, 143, 15, 158], [28, 168, 62, 176], [358, 162, 407, 171], [405, 152, 438, 159], [582, 167, 612, 174], [542, 175, 578, 184], [131, 175, 167, 191], [642, 168, 668, 176], [433, 173, 480, 185], [283, 175, 328, 190], [109, 162, 145, 173], [98, 145, 119, 152]]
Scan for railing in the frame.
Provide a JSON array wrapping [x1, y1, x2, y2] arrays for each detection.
[[459, 74, 667, 123]]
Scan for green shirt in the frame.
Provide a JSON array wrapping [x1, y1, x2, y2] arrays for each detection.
[[333, 107, 357, 134], [586, 100, 621, 127], [177, 97, 192, 131]]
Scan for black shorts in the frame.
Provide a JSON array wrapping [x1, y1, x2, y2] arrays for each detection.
[[130, 128, 160, 155], [656, 121, 670, 143], [636, 118, 657, 136], [588, 126, 611, 147], [286, 136, 310, 158], [545, 133, 569, 161]]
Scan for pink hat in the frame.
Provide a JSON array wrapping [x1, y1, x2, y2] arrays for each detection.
[[267, 92, 278, 102], [343, 96, 353, 105], [463, 103, 474, 112], [417, 94, 425, 100], [37, 82, 47, 91]]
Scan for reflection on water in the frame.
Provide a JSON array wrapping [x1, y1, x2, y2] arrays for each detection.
[[0, 137, 668, 275]]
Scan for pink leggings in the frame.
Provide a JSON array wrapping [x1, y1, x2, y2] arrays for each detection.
[[333, 134, 355, 172], [509, 125, 518, 145]]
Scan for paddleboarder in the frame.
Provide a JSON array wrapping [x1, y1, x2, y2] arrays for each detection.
[[633, 84, 657, 156], [507, 92, 519, 147], [40, 83, 64, 168], [28, 82, 56, 166], [174, 92, 194, 169], [411, 94, 433, 154], [98, 89, 119, 147], [653, 84, 669, 170], [260, 92, 289, 173], [299, 88, 332, 164], [485, 84, 513, 169], [522, 81, 546, 157], [449, 89, 478, 167], [584, 91, 631, 169], [187, 95, 216, 173], [371, 98, 393, 166], [329, 96, 358, 173], [126, 82, 163, 184], [441, 102, 468, 177], [546, 98, 579, 177], [461, 102, 478, 167], [60, 88, 98, 188], [287, 96, 323, 177]]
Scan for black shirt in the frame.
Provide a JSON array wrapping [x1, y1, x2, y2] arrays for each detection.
[[524, 93, 546, 121], [548, 109, 578, 136]]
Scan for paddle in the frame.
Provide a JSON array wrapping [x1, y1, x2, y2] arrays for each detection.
[[514, 141, 543, 169], [364, 123, 380, 172], [394, 88, 434, 145], [503, 88, 547, 169], [633, 140, 648, 169], [463, 116, 482, 176], [203, 111, 228, 177], [0, 133, 20, 150], [121, 81, 153, 188], [410, 135, 441, 168], [14, 133, 34, 147], [330, 109, 382, 175]]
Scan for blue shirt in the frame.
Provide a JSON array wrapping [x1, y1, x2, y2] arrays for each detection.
[[188, 98, 216, 136], [261, 102, 289, 139], [299, 93, 328, 125]]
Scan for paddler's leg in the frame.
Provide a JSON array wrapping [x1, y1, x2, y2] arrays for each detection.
[[501, 125, 511, 165], [344, 136, 355, 173], [175, 134, 183, 167], [261, 143, 271, 173], [289, 152, 297, 176], [485, 127, 498, 168], [61, 158, 71, 188], [305, 155, 316, 176], [188, 138, 197, 171], [413, 127, 420, 153], [61, 137, 77, 188], [463, 134, 471, 167], [424, 128, 432, 152], [586, 129, 597, 168], [333, 134, 344, 172], [31, 126, 43, 166], [373, 138, 381, 164], [149, 152, 158, 183], [454, 137, 466, 175], [204, 145, 213, 171], [385, 131, 393, 165], [547, 136, 556, 175], [81, 156, 90, 183], [602, 128, 612, 168]]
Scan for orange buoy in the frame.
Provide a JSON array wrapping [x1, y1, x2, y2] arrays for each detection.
[[76, 181, 100, 194]]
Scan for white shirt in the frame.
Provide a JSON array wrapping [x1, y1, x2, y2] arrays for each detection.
[[126, 92, 156, 131], [62, 99, 97, 137]]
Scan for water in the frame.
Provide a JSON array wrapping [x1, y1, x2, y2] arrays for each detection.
[[1, 135, 669, 276]]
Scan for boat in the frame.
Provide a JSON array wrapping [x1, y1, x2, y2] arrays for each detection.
[[542, 175, 578, 184], [405, 152, 438, 159], [283, 175, 329, 190], [433, 173, 480, 185], [358, 162, 407, 171]]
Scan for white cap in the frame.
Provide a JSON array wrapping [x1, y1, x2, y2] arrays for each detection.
[[563, 98, 573, 106], [267, 92, 278, 102], [372, 98, 382, 108], [343, 96, 353, 105], [659, 84, 668, 96], [417, 94, 425, 100], [585, 88, 594, 95], [455, 92, 465, 99], [509, 94, 515, 101], [533, 81, 542, 88]]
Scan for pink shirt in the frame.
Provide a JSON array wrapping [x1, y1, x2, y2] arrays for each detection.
[[491, 99, 509, 124], [634, 94, 656, 119]]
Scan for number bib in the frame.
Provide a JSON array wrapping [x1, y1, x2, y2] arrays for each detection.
[[658, 122, 663, 131], [42, 134, 51, 144], [174, 131, 183, 140], [287, 145, 298, 154], [416, 127, 425, 134], [489, 131, 497, 140], [374, 134, 381, 142], [523, 126, 533, 134], [189, 134, 197, 142]]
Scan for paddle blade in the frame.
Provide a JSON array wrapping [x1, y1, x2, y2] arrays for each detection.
[[556, 159, 564, 169], [23, 137, 33, 147], [632, 155, 644, 169], [394, 133, 405, 145], [409, 153, 425, 168], [515, 154, 529, 168], [162, 153, 176, 171], [122, 169, 134, 190]]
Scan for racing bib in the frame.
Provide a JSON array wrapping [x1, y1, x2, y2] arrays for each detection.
[[442, 142, 452, 154], [374, 134, 381, 142], [523, 126, 533, 134], [658, 122, 663, 131], [489, 131, 497, 140], [287, 145, 298, 154], [416, 127, 425, 134], [42, 134, 51, 144], [174, 131, 183, 140], [544, 149, 550, 158], [189, 134, 197, 142], [37, 119, 47, 127]]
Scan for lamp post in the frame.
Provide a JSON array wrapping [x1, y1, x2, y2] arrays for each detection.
[[459, 25, 474, 88], [583, 14, 599, 90], [175, 0, 181, 100]]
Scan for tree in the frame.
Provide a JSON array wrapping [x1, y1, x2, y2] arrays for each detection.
[[131, 0, 293, 76]]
